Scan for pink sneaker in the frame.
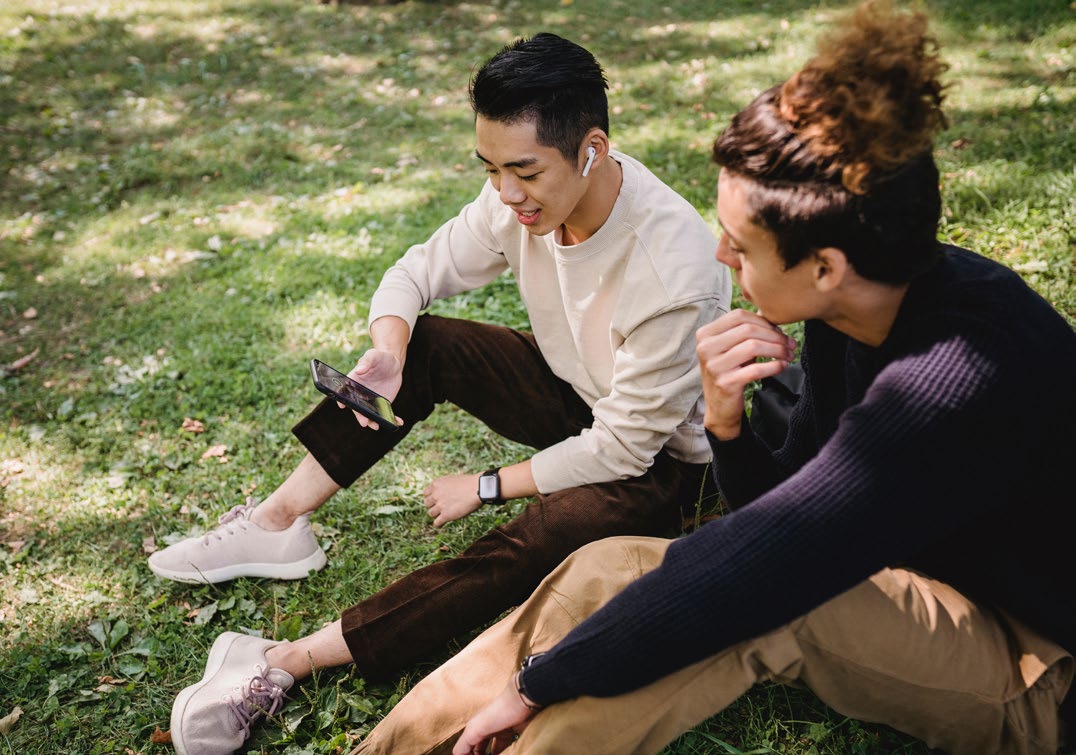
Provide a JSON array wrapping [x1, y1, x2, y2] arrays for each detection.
[[171, 631, 294, 755], [149, 499, 327, 584]]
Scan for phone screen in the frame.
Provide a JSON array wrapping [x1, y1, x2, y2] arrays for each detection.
[[310, 359, 398, 429]]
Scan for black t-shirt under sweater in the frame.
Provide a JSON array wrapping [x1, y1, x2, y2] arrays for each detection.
[[522, 245, 1076, 708]]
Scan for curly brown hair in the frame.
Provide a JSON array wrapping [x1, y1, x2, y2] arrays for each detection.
[[713, 0, 950, 283], [780, 0, 948, 194]]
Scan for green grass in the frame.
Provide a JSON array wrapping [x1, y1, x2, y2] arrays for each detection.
[[1, 0, 1072, 753]]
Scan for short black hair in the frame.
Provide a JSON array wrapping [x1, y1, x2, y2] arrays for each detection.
[[470, 32, 609, 162]]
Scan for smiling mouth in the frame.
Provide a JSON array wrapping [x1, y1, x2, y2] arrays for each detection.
[[515, 208, 541, 226]]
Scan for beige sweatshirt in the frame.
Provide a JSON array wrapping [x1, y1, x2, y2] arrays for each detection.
[[369, 151, 730, 494]]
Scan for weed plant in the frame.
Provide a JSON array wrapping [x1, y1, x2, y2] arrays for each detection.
[[1, 0, 1072, 753]]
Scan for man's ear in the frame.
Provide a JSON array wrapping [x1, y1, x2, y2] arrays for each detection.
[[579, 127, 611, 172], [812, 247, 849, 293]]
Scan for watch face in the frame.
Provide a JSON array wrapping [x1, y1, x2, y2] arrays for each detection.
[[479, 474, 498, 500]]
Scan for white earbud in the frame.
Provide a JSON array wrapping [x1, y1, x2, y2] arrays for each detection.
[[582, 145, 597, 177]]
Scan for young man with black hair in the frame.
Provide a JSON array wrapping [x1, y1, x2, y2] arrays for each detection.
[[162, 33, 729, 755]]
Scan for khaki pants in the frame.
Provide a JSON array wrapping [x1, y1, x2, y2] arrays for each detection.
[[353, 536, 1072, 755]]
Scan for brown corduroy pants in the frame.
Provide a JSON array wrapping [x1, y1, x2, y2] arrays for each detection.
[[292, 315, 714, 680]]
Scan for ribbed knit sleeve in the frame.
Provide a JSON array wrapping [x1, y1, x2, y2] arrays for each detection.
[[710, 336, 824, 509], [521, 324, 1025, 704]]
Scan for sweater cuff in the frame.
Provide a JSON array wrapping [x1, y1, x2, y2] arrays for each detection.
[[704, 414, 754, 458], [706, 415, 764, 511], [515, 652, 566, 708], [368, 293, 421, 337]]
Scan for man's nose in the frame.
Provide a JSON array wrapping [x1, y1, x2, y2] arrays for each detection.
[[715, 236, 739, 268], [498, 175, 527, 205]]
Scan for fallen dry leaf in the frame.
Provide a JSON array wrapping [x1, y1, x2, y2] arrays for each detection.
[[150, 726, 172, 744], [201, 444, 227, 460], [142, 535, 157, 554], [98, 675, 128, 686], [0, 459, 25, 488], [7, 347, 39, 371], [47, 575, 78, 592], [5, 540, 26, 554], [22, 307, 37, 319], [0, 706, 22, 735], [181, 417, 206, 433]]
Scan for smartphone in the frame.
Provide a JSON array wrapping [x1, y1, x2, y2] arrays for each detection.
[[310, 359, 399, 430]]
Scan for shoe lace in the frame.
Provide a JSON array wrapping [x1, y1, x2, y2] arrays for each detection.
[[201, 497, 256, 545], [227, 667, 288, 738]]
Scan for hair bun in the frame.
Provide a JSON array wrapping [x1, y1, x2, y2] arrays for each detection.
[[777, 0, 948, 194]]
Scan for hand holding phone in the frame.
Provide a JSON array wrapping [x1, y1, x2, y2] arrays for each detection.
[[311, 359, 399, 431]]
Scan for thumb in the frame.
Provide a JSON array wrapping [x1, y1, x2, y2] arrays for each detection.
[[353, 356, 372, 375]]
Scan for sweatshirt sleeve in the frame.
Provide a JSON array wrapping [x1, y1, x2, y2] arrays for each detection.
[[368, 184, 509, 334], [529, 294, 721, 493], [520, 330, 1019, 705]]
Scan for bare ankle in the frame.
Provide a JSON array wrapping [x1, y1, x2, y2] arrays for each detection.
[[267, 641, 312, 681], [249, 502, 295, 532]]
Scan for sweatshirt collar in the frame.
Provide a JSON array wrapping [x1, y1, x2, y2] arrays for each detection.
[[552, 151, 637, 260]]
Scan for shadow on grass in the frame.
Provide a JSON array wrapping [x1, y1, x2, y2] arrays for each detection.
[[1, 0, 1073, 752], [4, 0, 1072, 361]]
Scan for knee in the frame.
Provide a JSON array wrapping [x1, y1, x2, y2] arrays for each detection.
[[410, 314, 441, 338], [560, 538, 622, 572], [406, 315, 472, 373], [558, 536, 670, 584], [407, 314, 441, 355], [398, 315, 463, 399]]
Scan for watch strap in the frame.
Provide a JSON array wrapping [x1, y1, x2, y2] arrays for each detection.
[[516, 652, 547, 711]]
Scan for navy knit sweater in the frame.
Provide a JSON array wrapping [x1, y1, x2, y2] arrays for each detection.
[[522, 245, 1076, 709]]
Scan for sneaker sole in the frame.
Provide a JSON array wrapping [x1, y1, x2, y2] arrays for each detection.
[[171, 631, 247, 755], [149, 547, 327, 584]]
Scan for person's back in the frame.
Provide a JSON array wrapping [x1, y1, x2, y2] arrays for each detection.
[[752, 244, 1076, 655], [889, 246, 1076, 653]]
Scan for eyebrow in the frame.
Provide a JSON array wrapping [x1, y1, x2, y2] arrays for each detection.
[[716, 215, 743, 248], [474, 150, 540, 170]]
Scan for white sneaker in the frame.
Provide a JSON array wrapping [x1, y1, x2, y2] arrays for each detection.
[[171, 631, 294, 755], [148, 498, 327, 584]]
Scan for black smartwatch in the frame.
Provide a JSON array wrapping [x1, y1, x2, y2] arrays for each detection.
[[477, 467, 503, 506]]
